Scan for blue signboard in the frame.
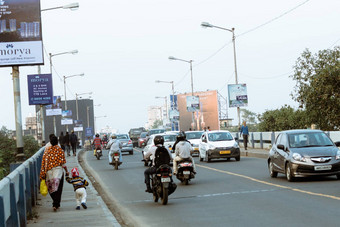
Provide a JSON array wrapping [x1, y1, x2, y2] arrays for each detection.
[[85, 127, 93, 138], [27, 74, 53, 105]]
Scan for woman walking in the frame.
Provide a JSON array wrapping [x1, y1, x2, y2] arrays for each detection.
[[40, 135, 69, 211]]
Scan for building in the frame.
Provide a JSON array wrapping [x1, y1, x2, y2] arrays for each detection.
[[146, 105, 167, 129]]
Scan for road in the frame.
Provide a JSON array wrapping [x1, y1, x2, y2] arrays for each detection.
[[82, 148, 340, 227]]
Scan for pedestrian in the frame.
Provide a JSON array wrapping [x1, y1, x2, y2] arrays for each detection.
[[65, 167, 89, 210], [203, 127, 207, 131], [240, 121, 249, 150], [64, 132, 71, 156], [40, 135, 68, 211], [45, 134, 55, 150], [208, 126, 211, 131], [70, 130, 78, 156], [59, 132, 65, 151]]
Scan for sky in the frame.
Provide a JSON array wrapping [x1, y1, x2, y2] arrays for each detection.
[[0, 0, 339, 134]]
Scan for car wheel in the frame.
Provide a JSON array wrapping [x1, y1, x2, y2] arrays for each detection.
[[199, 154, 203, 162], [285, 163, 295, 182], [336, 174, 340, 180], [235, 155, 240, 161], [129, 150, 133, 155], [268, 160, 278, 178]]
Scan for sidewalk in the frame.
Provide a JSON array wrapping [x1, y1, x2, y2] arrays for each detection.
[[240, 147, 269, 159], [27, 149, 120, 227]]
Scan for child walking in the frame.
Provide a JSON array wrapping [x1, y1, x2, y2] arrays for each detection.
[[66, 167, 89, 210]]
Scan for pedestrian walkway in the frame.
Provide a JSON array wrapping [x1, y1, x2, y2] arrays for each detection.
[[240, 147, 269, 159], [27, 149, 120, 227]]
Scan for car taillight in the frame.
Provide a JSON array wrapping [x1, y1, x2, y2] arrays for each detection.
[[114, 153, 119, 156], [128, 140, 132, 144]]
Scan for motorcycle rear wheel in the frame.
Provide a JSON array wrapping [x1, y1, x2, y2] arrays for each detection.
[[153, 192, 158, 202], [161, 185, 168, 205], [184, 179, 189, 185], [115, 161, 118, 170], [96, 154, 100, 160]]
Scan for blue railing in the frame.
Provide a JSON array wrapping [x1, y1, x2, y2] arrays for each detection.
[[0, 147, 45, 227]]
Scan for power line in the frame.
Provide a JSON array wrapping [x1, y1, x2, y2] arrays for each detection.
[[239, 71, 293, 80]]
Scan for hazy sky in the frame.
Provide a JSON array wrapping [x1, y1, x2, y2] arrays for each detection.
[[0, 0, 339, 133]]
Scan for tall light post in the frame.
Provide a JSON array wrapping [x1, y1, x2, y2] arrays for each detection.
[[155, 96, 168, 127], [168, 56, 195, 130], [201, 22, 240, 129], [41, 2, 79, 12], [75, 92, 92, 140], [49, 50, 79, 135], [94, 115, 107, 134]]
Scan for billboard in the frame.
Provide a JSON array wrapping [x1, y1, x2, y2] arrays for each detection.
[[61, 110, 73, 125], [186, 96, 200, 112], [0, 0, 44, 67], [228, 84, 248, 107], [74, 120, 83, 132], [27, 74, 53, 105], [177, 91, 219, 131], [46, 96, 62, 116]]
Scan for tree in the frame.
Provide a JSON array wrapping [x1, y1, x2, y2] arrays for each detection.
[[240, 108, 258, 125], [152, 119, 163, 129], [291, 46, 340, 130], [258, 105, 309, 131]]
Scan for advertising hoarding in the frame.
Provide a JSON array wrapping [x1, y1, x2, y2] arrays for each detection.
[[27, 74, 53, 105], [0, 0, 44, 67], [228, 84, 248, 107], [61, 110, 73, 125], [85, 127, 93, 138], [186, 96, 200, 112], [74, 120, 83, 132], [177, 91, 219, 131], [45, 96, 62, 116]]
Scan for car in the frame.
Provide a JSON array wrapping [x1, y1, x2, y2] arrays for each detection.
[[142, 133, 177, 161], [268, 129, 340, 182], [147, 129, 166, 137], [138, 132, 148, 148], [129, 127, 146, 147], [185, 131, 203, 156], [116, 134, 134, 155], [199, 130, 240, 162]]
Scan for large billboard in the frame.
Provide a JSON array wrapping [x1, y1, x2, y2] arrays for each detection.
[[46, 96, 62, 116], [228, 84, 248, 107], [177, 90, 219, 131], [0, 0, 44, 67], [27, 74, 53, 105]]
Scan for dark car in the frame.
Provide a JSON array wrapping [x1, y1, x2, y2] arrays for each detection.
[[129, 127, 146, 147], [268, 129, 340, 181], [117, 134, 134, 155], [138, 132, 148, 148]]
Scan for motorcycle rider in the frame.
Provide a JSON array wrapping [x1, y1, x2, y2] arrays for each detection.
[[106, 134, 122, 165], [173, 131, 197, 175], [144, 135, 172, 193], [92, 134, 102, 156]]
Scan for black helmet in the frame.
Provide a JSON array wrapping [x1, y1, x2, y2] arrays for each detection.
[[96, 134, 99, 137], [154, 135, 164, 145], [177, 131, 186, 141]]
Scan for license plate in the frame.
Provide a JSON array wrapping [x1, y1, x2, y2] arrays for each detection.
[[314, 165, 332, 171], [169, 147, 172, 151], [194, 148, 199, 150], [161, 177, 171, 183], [220, 150, 231, 154], [183, 171, 190, 175]]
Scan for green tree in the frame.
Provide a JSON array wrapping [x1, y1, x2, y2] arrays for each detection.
[[258, 105, 309, 131], [291, 46, 340, 130], [152, 119, 163, 129], [240, 108, 258, 125]]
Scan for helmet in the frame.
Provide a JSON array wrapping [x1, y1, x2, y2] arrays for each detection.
[[154, 135, 164, 146], [177, 131, 186, 141], [71, 167, 79, 177], [96, 134, 99, 137], [111, 134, 117, 139]]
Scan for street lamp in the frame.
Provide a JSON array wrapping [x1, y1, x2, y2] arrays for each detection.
[[155, 96, 168, 127], [63, 73, 84, 111], [94, 115, 107, 134], [201, 22, 240, 128], [41, 3, 79, 12], [169, 56, 195, 130]]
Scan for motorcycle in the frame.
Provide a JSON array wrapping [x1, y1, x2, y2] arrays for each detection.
[[95, 148, 102, 160], [111, 151, 122, 170], [151, 164, 176, 205], [176, 159, 195, 185]]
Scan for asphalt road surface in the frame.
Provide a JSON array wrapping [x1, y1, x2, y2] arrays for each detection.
[[83, 148, 340, 227]]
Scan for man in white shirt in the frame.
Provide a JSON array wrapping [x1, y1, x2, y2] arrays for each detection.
[[173, 131, 196, 175]]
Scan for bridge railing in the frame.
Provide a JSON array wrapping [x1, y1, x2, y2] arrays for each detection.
[[0, 146, 45, 227]]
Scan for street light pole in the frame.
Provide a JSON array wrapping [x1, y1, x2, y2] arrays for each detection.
[[41, 2, 79, 11], [168, 56, 195, 130], [201, 22, 241, 128]]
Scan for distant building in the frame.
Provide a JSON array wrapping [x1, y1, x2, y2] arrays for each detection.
[[146, 105, 166, 129]]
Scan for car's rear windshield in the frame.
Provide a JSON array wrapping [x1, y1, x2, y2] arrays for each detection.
[[117, 134, 129, 139], [186, 131, 203, 139], [288, 132, 333, 148], [208, 132, 233, 141], [140, 132, 147, 138], [164, 135, 176, 142], [149, 129, 165, 135]]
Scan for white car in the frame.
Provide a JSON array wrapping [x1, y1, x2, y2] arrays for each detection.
[[185, 131, 203, 156], [199, 130, 240, 162], [142, 133, 177, 161]]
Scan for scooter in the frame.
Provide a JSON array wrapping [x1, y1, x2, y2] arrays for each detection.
[[176, 159, 195, 185], [151, 164, 176, 205], [111, 152, 122, 170], [94, 148, 103, 160]]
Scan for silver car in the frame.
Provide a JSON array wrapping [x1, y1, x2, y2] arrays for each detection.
[[268, 129, 340, 181], [117, 134, 134, 155]]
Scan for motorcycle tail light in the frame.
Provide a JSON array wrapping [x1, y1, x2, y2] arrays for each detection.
[[157, 174, 161, 176], [114, 153, 119, 156]]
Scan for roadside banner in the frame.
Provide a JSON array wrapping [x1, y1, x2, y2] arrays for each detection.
[[228, 84, 248, 107], [61, 110, 73, 125], [85, 127, 93, 138], [0, 0, 44, 67], [74, 120, 83, 132], [169, 109, 180, 122], [27, 74, 53, 105], [186, 96, 200, 112], [45, 96, 62, 116]]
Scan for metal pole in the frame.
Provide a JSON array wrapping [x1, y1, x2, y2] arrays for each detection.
[[12, 66, 24, 161], [189, 61, 195, 130], [37, 65, 46, 144], [171, 82, 177, 130], [49, 53, 57, 135], [87, 106, 90, 127], [231, 28, 241, 129]]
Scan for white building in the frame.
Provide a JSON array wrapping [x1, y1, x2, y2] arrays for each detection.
[[146, 105, 167, 129]]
